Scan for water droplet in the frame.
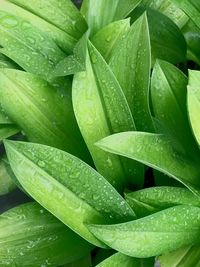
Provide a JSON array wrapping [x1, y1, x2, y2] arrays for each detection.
[[91, 53, 97, 64], [38, 160, 45, 168]]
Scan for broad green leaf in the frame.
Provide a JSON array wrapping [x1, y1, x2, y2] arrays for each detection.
[[0, 156, 16, 195], [91, 19, 130, 63], [188, 70, 200, 146], [73, 41, 144, 190], [0, 9, 66, 81], [95, 252, 154, 267], [158, 245, 200, 267], [4, 140, 135, 247], [88, 205, 200, 258], [125, 186, 200, 217], [182, 20, 200, 65], [130, 8, 187, 64], [0, 202, 92, 267], [109, 13, 154, 132], [53, 33, 88, 77], [81, 0, 141, 35], [0, 0, 79, 54], [0, 52, 19, 69], [0, 68, 90, 162], [151, 60, 199, 158], [171, 0, 200, 30], [8, 0, 87, 40], [96, 132, 200, 193], [139, 0, 188, 28]]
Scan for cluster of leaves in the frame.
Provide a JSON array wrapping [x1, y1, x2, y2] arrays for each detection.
[[0, 0, 200, 266]]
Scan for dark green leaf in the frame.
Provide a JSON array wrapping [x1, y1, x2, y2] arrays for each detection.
[[0, 202, 92, 267], [4, 140, 135, 247], [88, 205, 200, 257], [73, 41, 144, 190], [0, 156, 16, 195]]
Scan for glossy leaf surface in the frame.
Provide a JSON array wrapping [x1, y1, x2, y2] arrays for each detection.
[[88, 205, 200, 258], [73, 41, 144, 189], [0, 202, 92, 267], [4, 140, 135, 247]]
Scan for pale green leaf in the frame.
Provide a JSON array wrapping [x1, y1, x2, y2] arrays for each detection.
[[95, 252, 154, 267], [88, 205, 200, 258], [96, 132, 200, 193], [109, 13, 154, 132], [188, 70, 200, 146], [126, 186, 200, 217], [151, 60, 199, 158], [4, 140, 135, 247], [0, 68, 90, 162], [81, 0, 141, 35], [0, 202, 92, 267], [73, 41, 144, 190], [158, 245, 200, 267], [8, 0, 87, 40], [91, 19, 130, 63]]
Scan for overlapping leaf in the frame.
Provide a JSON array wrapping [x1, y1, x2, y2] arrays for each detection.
[[151, 60, 199, 158], [73, 40, 144, 190], [81, 0, 141, 35], [0, 202, 92, 267], [0, 156, 16, 196], [126, 186, 200, 217], [4, 140, 135, 247], [96, 132, 200, 194], [88, 205, 200, 258], [109, 13, 154, 132], [0, 68, 90, 161]]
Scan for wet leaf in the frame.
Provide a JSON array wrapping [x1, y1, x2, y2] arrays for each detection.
[[81, 0, 141, 35], [151, 60, 199, 158], [188, 70, 200, 146], [88, 205, 200, 258], [96, 132, 200, 193], [130, 8, 187, 64], [95, 252, 154, 267], [0, 68, 90, 161], [0, 202, 92, 267], [158, 245, 200, 267], [73, 41, 144, 190], [8, 0, 87, 41], [125, 186, 200, 217], [109, 13, 154, 132], [4, 140, 135, 247], [91, 19, 130, 62]]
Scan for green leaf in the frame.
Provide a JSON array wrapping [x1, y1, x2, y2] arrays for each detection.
[[130, 8, 187, 64], [109, 13, 154, 132], [188, 70, 200, 146], [81, 0, 141, 35], [0, 124, 19, 141], [95, 252, 154, 267], [171, 0, 200, 30], [0, 0, 81, 54], [139, 0, 188, 28], [91, 19, 130, 63], [151, 60, 199, 158], [0, 202, 92, 267], [0, 68, 90, 161], [125, 186, 200, 217], [0, 156, 16, 195], [0, 8, 66, 81], [73, 41, 144, 190], [53, 33, 88, 77], [8, 0, 87, 41], [0, 52, 19, 69], [96, 132, 200, 193], [88, 205, 200, 258], [158, 245, 200, 267], [4, 140, 135, 247], [64, 255, 92, 267]]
